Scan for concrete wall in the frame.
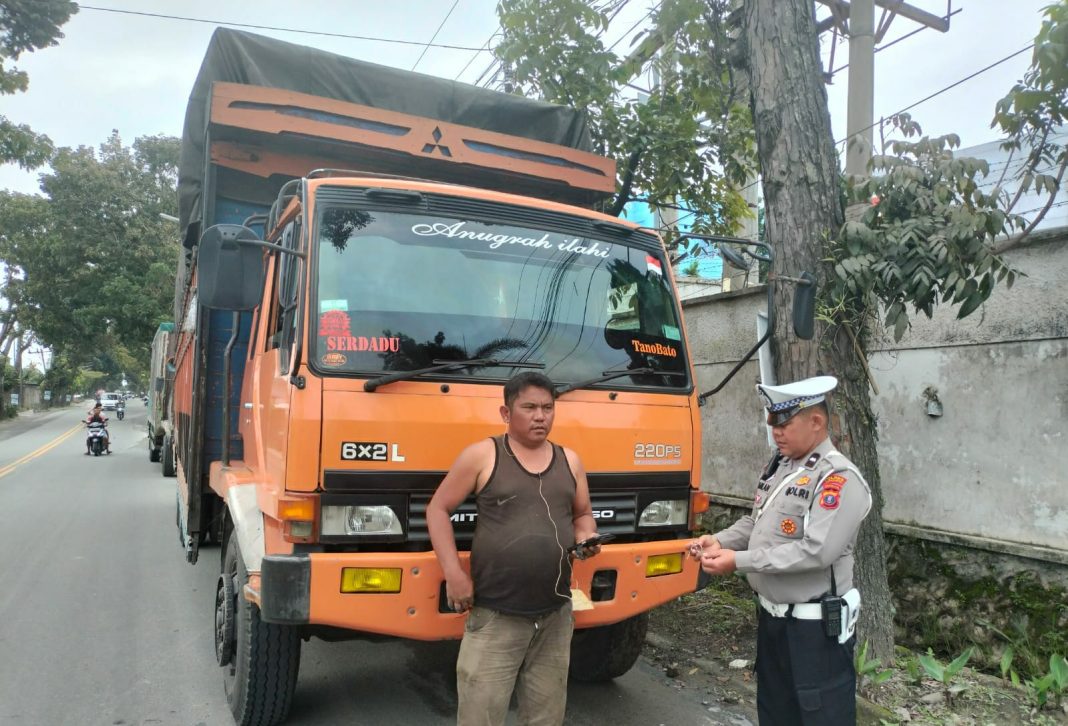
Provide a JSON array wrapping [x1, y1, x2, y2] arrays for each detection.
[[681, 229, 1068, 560]]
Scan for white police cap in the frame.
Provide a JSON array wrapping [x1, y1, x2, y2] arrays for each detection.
[[757, 375, 838, 425]]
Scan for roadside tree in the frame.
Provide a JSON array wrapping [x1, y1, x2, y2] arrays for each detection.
[[0, 0, 78, 169], [495, 0, 755, 237], [0, 132, 180, 370]]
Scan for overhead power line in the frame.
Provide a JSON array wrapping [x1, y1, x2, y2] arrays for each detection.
[[662, 42, 1040, 232], [78, 4, 484, 50], [412, 0, 462, 71], [455, 29, 499, 81]]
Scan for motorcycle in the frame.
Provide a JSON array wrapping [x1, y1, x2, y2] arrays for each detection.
[[86, 420, 109, 456], [116, 401, 125, 421]]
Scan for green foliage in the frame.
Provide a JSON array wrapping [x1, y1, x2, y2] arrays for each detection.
[[1026, 654, 1068, 710], [989, 1, 1068, 244], [0, 0, 78, 169], [0, 132, 181, 372], [831, 115, 1025, 341], [918, 646, 973, 705], [855, 639, 894, 693], [999, 645, 1021, 687], [494, 0, 755, 238]]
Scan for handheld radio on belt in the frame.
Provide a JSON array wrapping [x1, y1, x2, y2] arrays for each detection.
[[820, 571, 845, 639]]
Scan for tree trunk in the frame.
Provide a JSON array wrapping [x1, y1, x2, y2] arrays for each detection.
[[740, 0, 895, 662]]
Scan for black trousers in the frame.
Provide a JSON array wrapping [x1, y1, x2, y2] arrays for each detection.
[[755, 608, 857, 726]]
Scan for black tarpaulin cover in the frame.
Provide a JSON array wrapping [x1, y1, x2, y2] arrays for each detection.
[[178, 28, 595, 246]]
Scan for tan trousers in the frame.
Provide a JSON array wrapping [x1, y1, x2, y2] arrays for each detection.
[[456, 602, 574, 726]]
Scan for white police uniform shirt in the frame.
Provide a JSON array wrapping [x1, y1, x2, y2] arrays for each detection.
[[714, 437, 872, 605]]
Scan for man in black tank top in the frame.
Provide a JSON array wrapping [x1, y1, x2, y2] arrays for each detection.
[[428, 372, 601, 726]]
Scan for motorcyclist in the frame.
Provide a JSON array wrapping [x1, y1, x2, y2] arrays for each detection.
[[86, 402, 112, 455]]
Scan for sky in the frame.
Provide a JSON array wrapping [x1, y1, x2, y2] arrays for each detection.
[[0, 0, 1055, 197]]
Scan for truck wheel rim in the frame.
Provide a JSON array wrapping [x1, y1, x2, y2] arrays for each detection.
[[215, 573, 236, 666]]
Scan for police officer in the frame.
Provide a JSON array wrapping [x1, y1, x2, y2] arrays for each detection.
[[692, 376, 872, 725]]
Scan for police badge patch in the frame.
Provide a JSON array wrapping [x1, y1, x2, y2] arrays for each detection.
[[780, 518, 798, 535], [819, 491, 840, 510]]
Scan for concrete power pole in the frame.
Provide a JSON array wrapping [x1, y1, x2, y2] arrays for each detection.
[[814, 0, 952, 178], [845, 0, 874, 177]]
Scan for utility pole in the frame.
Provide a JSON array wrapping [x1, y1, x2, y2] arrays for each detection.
[[814, 0, 953, 178], [844, 0, 874, 176]]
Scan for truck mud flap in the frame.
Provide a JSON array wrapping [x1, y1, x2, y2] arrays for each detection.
[[260, 555, 311, 624]]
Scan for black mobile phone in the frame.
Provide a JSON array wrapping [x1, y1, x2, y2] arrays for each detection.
[[567, 533, 616, 553]]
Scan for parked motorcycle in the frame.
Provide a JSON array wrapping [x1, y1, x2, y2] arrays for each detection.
[[86, 420, 109, 456]]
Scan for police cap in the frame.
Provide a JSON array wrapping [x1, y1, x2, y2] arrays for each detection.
[[757, 375, 837, 426]]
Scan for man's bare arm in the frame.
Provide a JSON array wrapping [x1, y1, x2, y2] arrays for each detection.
[[427, 440, 490, 610], [566, 448, 597, 543]]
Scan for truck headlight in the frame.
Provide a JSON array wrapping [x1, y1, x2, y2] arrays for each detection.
[[321, 505, 402, 535], [638, 499, 688, 527]]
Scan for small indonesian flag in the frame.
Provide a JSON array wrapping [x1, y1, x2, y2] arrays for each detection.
[[646, 255, 663, 276]]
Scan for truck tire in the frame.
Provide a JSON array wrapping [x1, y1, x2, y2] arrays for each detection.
[[218, 533, 301, 726], [568, 613, 648, 682], [161, 434, 176, 477]]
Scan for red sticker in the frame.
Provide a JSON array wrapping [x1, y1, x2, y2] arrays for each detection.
[[780, 518, 798, 535], [320, 310, 352, 337]]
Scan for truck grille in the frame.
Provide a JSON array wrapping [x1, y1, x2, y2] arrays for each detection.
[[322, 470, 691, 549], [407, 492, 639, 547]]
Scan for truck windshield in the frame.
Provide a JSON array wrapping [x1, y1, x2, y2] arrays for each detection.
[[312, 206, 689, 391]]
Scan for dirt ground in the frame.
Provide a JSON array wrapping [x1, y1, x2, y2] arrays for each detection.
[[644, 576, 1068, 725]]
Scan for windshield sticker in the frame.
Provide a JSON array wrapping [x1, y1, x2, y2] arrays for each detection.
[[320, 299, 348, 312], [319, 310, 352, 337], [646, 255, 663, 276], [321, 352, 347, 367], [632, 340, 678, 358], [411, 221, 612, 259], [662, 324, 681, 341], [326, 335, 401, 353]]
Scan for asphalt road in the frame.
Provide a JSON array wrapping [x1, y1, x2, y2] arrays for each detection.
[[0, 405, 751, 726]]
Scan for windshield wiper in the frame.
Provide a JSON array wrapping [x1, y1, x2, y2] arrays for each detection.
[[556, 367, 687, 396], [363, 359, 545, 392]]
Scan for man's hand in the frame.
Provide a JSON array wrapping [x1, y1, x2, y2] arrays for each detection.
[[445, 572, 474, 613], [571, 530, 602, 560], [687, 534, 722, 561], [700, 548, 737, 576]]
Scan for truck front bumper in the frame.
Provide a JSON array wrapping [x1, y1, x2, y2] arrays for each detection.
[[256, 541, 702, 640]]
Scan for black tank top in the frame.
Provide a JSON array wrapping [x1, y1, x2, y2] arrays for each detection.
[[470, 435, 577, 616]]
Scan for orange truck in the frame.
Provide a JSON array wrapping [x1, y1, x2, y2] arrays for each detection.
[[172, 29, 711, 725]]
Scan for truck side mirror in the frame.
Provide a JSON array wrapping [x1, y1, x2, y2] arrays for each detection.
[[197, 224, 265, 311], [792, 271, 817, 340], [719, 245, 750, 270]]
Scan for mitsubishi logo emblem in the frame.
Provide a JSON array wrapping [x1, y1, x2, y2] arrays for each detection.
[[422, 127, 452, 157]]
